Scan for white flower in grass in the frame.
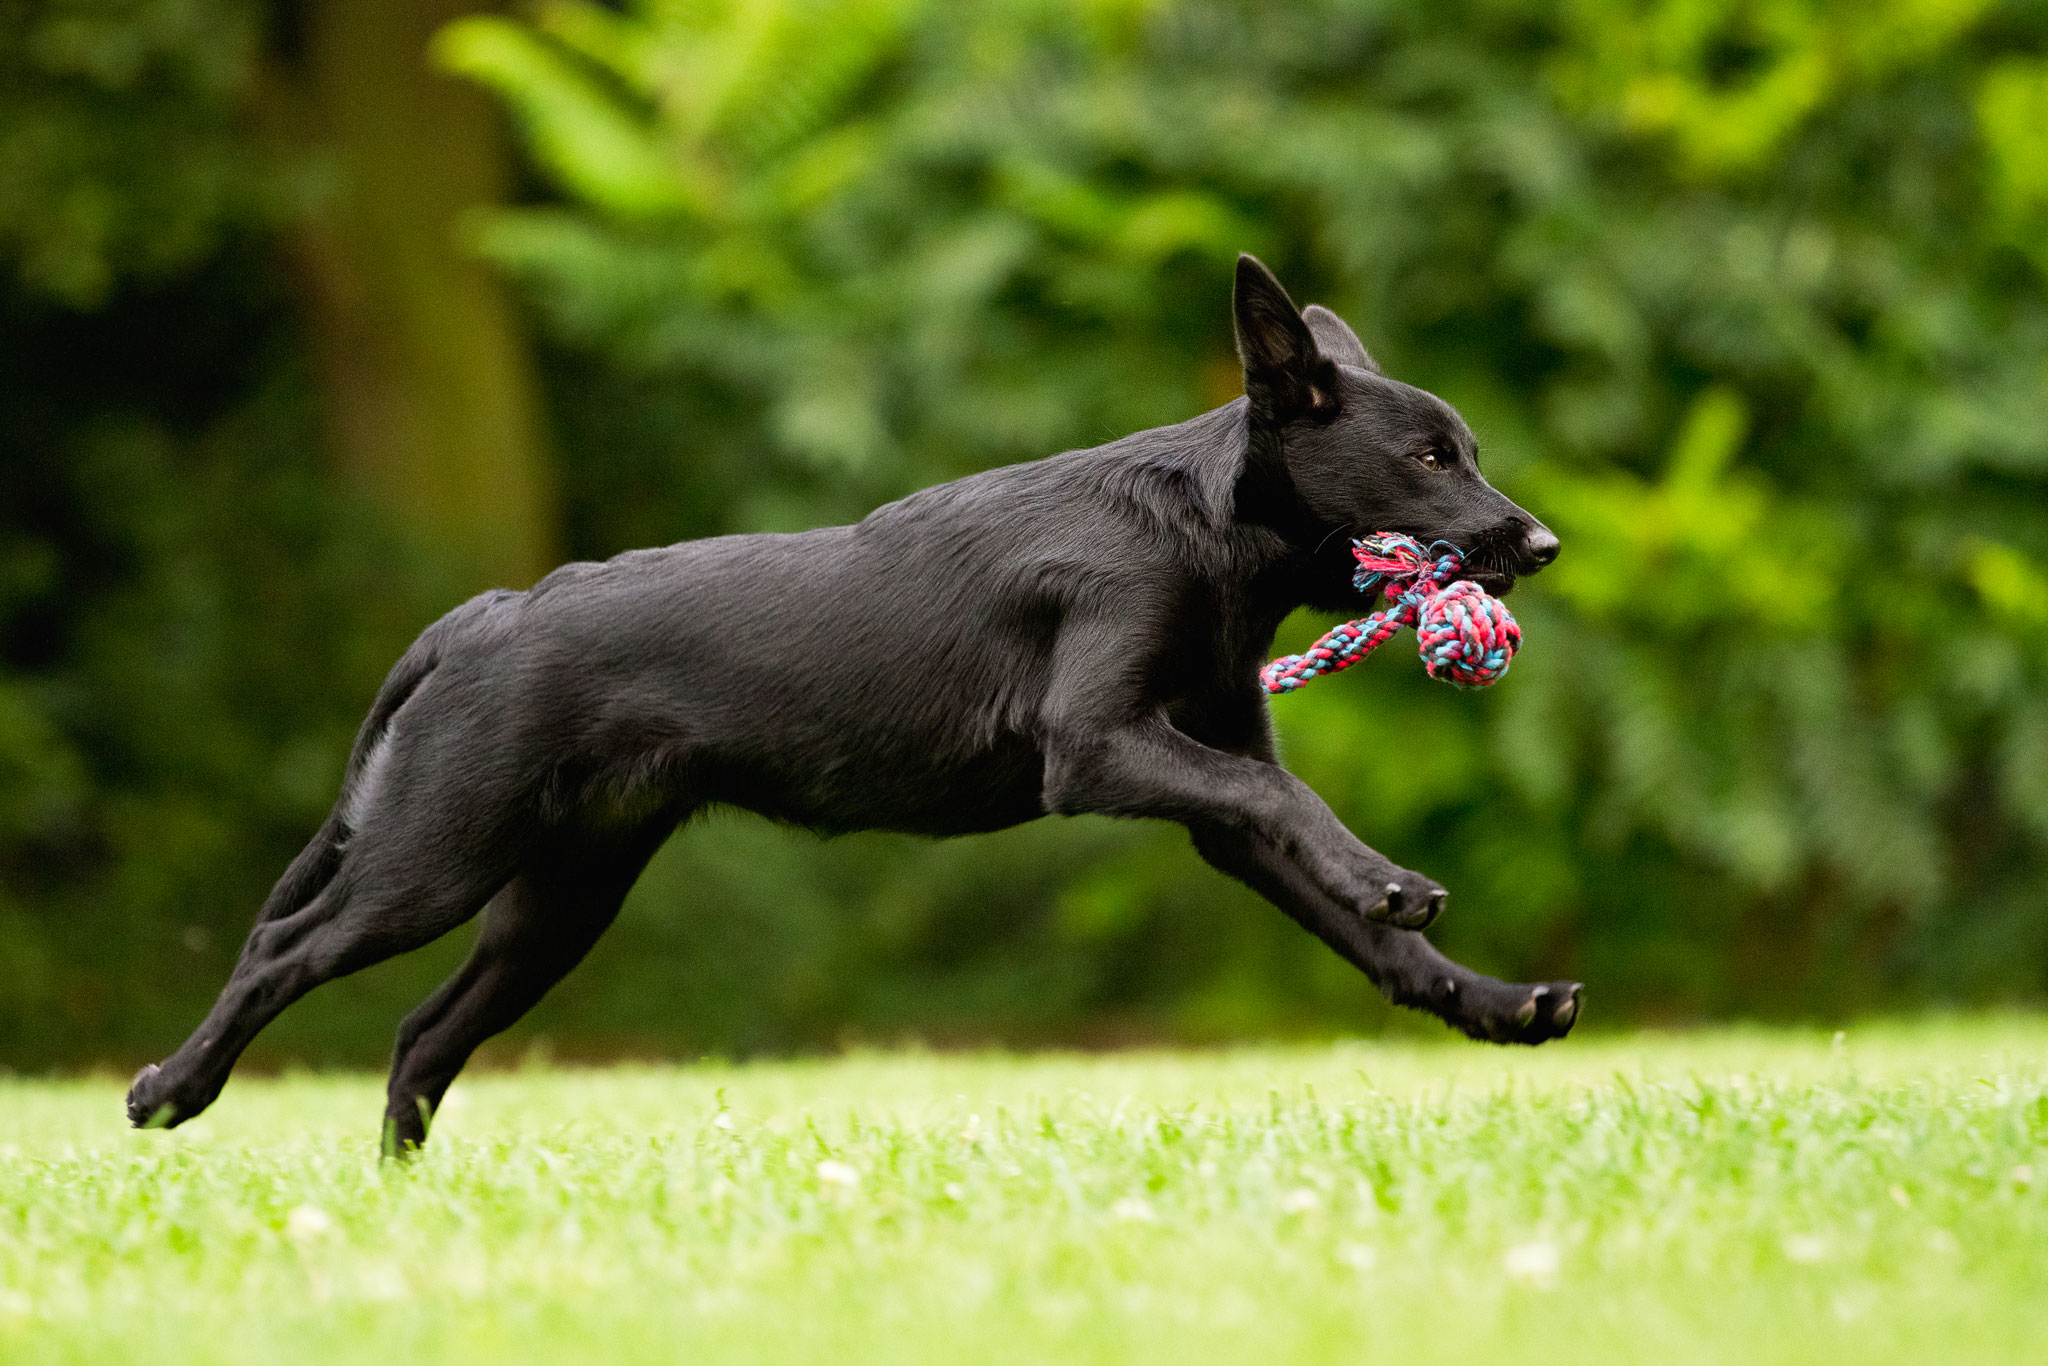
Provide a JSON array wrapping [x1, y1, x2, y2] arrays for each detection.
[[710, 1111, 735, 1132], [1336, 1243, 1377, 1272], [1782, 1233, 1829, 1264], [1280, 1188, 1321, 1215], [961, 1114, 983, 1145], [2011, 1164, 2034, 1189], [1110, 1196, 1155, 1223], [285, 1204, 335, 1243], [943, 1182, 966, 1202], [816, 1159, 860, 1190], [1501, 1240, 1561, 1288]]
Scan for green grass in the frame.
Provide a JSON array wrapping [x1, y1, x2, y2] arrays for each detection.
[[5, 1020, 2048, 1364]]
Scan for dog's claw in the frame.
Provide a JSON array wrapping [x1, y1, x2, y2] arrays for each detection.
[[1523, 984, 1583, 1040], [1469, 981, 1584, 1045], [1552, 987, 1581, 1031], [1369, 880, 1446, 929]]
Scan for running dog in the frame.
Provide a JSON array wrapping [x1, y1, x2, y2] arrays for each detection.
[[128, 255, 1577, 1153]]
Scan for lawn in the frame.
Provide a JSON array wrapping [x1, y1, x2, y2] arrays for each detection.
[[4, 1020, 2047, 1364]]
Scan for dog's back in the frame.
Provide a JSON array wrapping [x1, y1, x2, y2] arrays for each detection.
[[400, 417, 1236, 838]]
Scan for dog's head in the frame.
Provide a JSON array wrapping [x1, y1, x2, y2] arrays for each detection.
[[1231, 254, 1557, 596]]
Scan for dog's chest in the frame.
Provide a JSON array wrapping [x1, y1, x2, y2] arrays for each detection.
[[1154, 583, 1279, 690], [1149, 597, 1278, 754]]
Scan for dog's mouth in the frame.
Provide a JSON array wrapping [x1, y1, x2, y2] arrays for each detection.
[[1371, 529, 1524, 596], [1453, 533, 1525, 596]]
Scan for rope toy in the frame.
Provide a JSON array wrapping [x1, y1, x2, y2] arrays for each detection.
[[1260, 533, 1521, 694]]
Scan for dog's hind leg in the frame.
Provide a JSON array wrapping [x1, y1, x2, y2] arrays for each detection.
[[1189, 822, 1583, 1044], [126, 778, 529, 1130], [379, 817, 679, 1155]]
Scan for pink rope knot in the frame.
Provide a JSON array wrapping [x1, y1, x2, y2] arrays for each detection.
[[1259, 533, 1522, 694]]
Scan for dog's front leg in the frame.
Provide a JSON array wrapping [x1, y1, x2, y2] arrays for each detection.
[[1040, 709, 1442, 928], [1190, 820, 1582, 1043]]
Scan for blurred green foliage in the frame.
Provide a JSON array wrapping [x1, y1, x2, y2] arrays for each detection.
[[4, 0, 2048, 1067], [0, 0, 274, 305]]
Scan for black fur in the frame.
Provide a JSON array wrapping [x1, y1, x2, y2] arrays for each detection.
[[126, 256, 1576, 1153]]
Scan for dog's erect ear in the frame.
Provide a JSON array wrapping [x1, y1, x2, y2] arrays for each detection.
[[1233, 254, 1337, 421], [1302, 304, 1379, 374]]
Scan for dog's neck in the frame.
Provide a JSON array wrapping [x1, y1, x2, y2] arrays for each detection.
[[1121, 398, 1367, 623], [1225, 422, 1367, 618]]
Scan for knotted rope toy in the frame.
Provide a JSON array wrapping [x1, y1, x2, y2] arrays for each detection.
[[1260, 533, 1522, 694]]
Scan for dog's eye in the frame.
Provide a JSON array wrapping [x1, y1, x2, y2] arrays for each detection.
[[1418, 449, 1444, 470]]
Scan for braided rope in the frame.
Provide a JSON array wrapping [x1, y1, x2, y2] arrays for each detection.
[[1259, 533, 1522, 694]]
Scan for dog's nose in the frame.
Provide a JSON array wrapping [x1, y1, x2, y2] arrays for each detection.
[[1522, 524, 1559, 569]]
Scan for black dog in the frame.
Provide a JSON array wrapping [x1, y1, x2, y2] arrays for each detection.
[[127, 256, 1578, 1153]]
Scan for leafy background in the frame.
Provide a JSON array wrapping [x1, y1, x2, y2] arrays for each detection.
[[4, 0, 2046, 1069]]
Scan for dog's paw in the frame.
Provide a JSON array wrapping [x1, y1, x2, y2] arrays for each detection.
[[1403, 972, 1584, 1047], [381, 1095, 437, 1161], [126, 1063, 177, 1129], [1483, 981, 1583, 1045], [1364, 869, 1447, 930]]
